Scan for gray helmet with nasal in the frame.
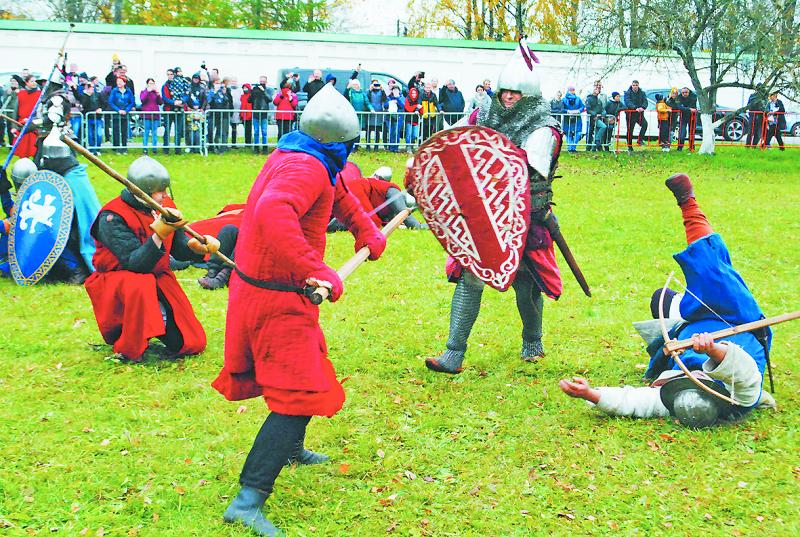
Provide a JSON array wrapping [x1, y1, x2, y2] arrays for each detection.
[[660, 372, 732, 428], [299, 84, 360, 143], [11, 158, 38, 189], [127, 156, 171, 195]]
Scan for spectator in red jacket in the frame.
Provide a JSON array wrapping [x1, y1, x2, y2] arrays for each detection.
[[239, 83, 254, 147], [272, 83, 298, 142]]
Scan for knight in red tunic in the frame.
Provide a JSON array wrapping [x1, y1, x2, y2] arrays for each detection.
[[14, 75, 42, 159], [211, 85, 386, 537], [84, 156, 219, 361], [329, 164, 426, 231]]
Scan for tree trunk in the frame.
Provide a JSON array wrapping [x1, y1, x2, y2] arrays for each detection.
[[698, 113, 716, 155]]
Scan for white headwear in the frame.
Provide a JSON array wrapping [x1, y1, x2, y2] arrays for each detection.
[[497, 39, 541, 98]]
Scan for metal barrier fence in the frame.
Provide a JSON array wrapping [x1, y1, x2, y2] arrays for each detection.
[[68, 109, 434, 155], [2, 106, 797, 156]]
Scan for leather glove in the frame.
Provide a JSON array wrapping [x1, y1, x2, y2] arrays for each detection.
[[306, 265, 343, 303], [187, 234, 220, 255], [150, 207, 187, 239], [355, 230, 386, 261]]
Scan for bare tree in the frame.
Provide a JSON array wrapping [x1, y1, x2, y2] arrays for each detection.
[[580, 0, 800, 154]]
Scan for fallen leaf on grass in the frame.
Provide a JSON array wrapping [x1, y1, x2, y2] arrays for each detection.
[[71, 503, 80, 513], [152, 513, 159, 522], [704, 513, 713, 520], [338, 464, 350, 474], [376, 449, 385, 458], [96, 529, 105, 537], [127, 528, 139, 536], [379, 494, 398, 506], [557, 513, 575, 520], [659, 433, 675, 442], [386, 521, 398, 532], [73, 318, 86, 329], [174, 486, 186, 495], [404, 470, 416, 480], [100, 439, 110, 446], [423, 476, 434, 482]]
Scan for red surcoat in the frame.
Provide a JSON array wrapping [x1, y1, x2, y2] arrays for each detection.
[[212, 150, 378, 417], [15, 88, 41, 159], [84, 196, 206, 360]]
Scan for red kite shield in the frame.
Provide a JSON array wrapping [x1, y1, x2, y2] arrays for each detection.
[[407, 126, 531, 291]]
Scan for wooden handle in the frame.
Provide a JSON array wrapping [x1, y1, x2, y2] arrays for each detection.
[[665, 310, 800, 353], [309, 208, 413, 304], [61, 133, 236, 268]]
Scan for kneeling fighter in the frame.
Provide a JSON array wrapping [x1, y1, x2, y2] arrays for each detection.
[[84, 156, 218, 361]]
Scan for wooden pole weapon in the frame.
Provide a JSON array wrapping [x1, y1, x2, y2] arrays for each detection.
[[60, 133, 235, 268], [309, 208, 412, 304]]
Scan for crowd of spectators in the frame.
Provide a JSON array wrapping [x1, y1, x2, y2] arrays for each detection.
[[0, 58, 791, 156]]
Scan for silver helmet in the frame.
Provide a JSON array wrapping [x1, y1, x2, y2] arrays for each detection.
[[127, 156, 171, 194], [659, 372, 731, 428], [372, 166, 392, 181], [11, 158, 38, 189], [496, 39, 541, 98], [41, 127, 72, 159], [299, 84, 360, 143], [671, 390, 720, 428]]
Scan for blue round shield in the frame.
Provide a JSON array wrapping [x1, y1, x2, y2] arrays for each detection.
[[9, 170, 75, 286]]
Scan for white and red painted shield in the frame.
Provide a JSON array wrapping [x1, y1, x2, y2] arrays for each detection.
[[407, 126, 530, 291]]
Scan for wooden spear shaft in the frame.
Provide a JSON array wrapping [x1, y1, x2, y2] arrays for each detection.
[[0, 113, 22, 128], [309, 208, 413, 305], [60, 133, 236, 268], [664, 310, 800, 353]]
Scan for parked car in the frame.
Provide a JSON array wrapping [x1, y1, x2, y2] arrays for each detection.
[[638, 89, 749, 142], [781, 110, 800, 138], [278, 67, 408, 110]]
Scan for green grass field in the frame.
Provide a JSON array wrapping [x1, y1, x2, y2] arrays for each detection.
[[1, 147, 798, 536]]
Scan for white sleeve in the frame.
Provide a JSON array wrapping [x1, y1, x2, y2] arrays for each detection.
[[594, 386, 671, 419], [702, 344, 762, 407], [520, 126, 558, 179]]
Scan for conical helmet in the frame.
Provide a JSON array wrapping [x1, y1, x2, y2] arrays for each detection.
[[497, 39, 541, 98], [11, 158, 38, 189], [127, 156, 171, 194], [299, 84, 360, 143]]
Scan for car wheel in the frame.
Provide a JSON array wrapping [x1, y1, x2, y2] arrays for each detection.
[[792, 123, 800, 137], [724, 118, 744, 141]]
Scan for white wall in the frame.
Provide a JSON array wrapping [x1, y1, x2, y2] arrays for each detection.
[[1, 28, 748, 106]]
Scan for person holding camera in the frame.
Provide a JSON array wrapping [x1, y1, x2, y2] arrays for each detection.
[[407, 71, 424, 92], [248, 76, 273, 154], [303, 70, 325, 102], [272, 80, 298, 142]]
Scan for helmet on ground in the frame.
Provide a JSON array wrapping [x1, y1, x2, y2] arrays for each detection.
[[299, 84, 360, 143], [659, 371, 732, 428], [127, 156, 171, 194]]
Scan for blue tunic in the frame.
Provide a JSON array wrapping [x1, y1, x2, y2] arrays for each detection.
[[646, 233, 770, 378]]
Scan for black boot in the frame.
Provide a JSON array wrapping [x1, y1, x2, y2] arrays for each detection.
[[223, 487, 283, 536], [198, 266, 231, 290]]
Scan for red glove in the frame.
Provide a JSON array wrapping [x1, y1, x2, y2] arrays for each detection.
[[306, 265, 344, 303], [355, 230, 386, 261]]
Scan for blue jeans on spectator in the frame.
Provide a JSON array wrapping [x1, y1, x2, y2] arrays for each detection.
[[163, 111, 185, 153], [592, 119, 608, 150], [388, 118, 401, 152], [253, 113, 269, 148], [86, 118, 101, 153], [143, 118, 158, 153], [405, 123, 419, 149], [70, 116, 82, 139]]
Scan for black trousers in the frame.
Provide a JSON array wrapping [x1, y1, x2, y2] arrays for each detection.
[[765, 124, 784, 149], [208, 224, 239, 270], [240, 413, 311, 493], [626, 111, 648, 147]]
